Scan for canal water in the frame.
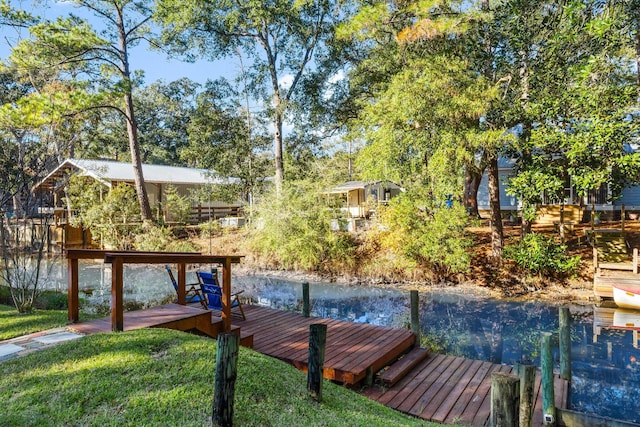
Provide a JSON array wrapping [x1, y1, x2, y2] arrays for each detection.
[[40, 260, 640, 423]]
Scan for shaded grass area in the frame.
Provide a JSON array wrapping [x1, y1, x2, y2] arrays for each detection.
[[0, 304, 70, 341], [0, 328, 432, 426]]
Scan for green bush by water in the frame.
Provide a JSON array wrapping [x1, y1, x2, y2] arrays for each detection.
[[503, 233, 580, 277]]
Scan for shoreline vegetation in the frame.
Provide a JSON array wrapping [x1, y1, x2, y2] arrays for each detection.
[[194, 219, 602, 306]]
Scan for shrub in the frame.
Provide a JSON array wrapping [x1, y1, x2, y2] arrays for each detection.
[[371, 191, 471, 281], [199, 219, 222, 239], [36, 291, 68, 310], [503, 233, 580, 277], [67, 176, 141, 249], [133, 223, 198, 253], [163, 184, 192, 224], [249, 181, 357, 272]]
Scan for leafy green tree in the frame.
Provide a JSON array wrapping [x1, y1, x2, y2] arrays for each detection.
[[66, 176, 141, 249], [156, 0, 340, 192], [136, 78, 199, 165], [339, 0, 506, 259], [14, 1, 157, 220], [497, 0, 640, 232], [181, 79, 271, 202]]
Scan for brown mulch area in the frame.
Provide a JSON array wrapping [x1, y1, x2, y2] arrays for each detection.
[[466, 219, 640, 303]]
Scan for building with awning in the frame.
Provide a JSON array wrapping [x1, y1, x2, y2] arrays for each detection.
[[33, 158, 242, 226], [327, 180, 404, 219]]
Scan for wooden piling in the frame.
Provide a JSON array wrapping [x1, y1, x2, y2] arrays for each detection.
[[67, 257, 79, 323], [213, 333, 240, 427], [559, 307, 571, 381], [307, 323, 327, 402], [490, 372, 520, 427], [514, 363, 535, 427], [541, 332, 556, 426], [410, 290, 420, 344], [111, 257, 123, 332], [302, 281, 310, 318]]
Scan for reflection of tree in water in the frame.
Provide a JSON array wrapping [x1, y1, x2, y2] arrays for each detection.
[[420, 296, 558, 364]]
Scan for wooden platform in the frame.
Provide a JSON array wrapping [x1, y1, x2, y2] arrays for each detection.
[[68, 304, 221, 338], [594, 271, 640, 299], [66, 303, 570, 425], [228, 305, 416, 385], [362, 354, 569, 426]]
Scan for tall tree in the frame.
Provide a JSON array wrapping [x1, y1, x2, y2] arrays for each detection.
[[14, 1, 156, 220], [135, 78, 199, 165], [339, 0, 507, 258], [156, 0, 339, 192], [181, 78, 271, 201]]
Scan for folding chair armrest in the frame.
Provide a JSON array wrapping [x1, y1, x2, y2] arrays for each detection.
[[231, 290, 245, 297]]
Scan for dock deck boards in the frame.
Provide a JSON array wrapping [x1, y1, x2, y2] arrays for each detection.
[[68, 303, 220, 337], [363, 352, 568, 426], [231, 305, 416, 384], [67, 303, 569, 425]]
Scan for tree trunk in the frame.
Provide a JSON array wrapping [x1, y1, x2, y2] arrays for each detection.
[[273, 101, 285, 194], [464, 167, 483, 218], [117, 8, 152, 221], [488, 155, 504, 258], [637, 16, 640, 102]]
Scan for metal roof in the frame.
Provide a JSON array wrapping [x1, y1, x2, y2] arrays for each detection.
[[33, 158, 231, 191], [328, 180, 403, 194]]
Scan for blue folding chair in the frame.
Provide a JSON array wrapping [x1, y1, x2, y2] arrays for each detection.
[[197, 270, 246, 320], [165, 265, 206, 309]]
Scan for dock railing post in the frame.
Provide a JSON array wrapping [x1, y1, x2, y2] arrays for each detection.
[[541, 332, 556, 426], [302, 281, 310, 317], [307, 323, 327, 402], [67, 257, 79, 323], [410, 290, 420, 345], [514, 362, 535, 427], [559, 307, 571, 381], [111, 256, 124, 332], [213, 333, 239, 427], [490, 372, 520, 427]]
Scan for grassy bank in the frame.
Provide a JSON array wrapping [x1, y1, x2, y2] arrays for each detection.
[[0, 328, 431, 426], [0, 304, 70, 341]]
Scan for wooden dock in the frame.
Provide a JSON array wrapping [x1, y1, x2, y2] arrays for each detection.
[[68, 304, 221, 338], [232, 305, 416, 384], [363, 354, 568, 426], [67, 303, 569, 425]]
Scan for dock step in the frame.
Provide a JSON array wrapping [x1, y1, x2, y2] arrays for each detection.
[[229, 325, 254, 349], [378, 347, 431, 386]]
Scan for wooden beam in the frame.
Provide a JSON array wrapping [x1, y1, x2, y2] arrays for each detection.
[[103, 253, 242, 265], [111, 256, 124, 332], [177, 263, 186, 305], [67, 257, 79, 323], [222, 257, 232, 332]]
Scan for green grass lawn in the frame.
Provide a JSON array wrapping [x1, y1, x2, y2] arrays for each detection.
[[0, 328, 435, 426], [0, 304, 71, 341]]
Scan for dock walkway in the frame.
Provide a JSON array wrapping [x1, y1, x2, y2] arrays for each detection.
[[65, 303, 568, 425]]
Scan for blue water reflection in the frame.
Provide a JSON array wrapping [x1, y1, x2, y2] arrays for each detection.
[[234, 275, 640, 424], [41, 262, 640, 423]]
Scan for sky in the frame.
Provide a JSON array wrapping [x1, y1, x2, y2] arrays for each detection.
[[0, 0, 236, 85]]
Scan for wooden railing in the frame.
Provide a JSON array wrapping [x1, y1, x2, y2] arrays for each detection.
[[188, 205, 243, 223], [65, 249, 244, 333]]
